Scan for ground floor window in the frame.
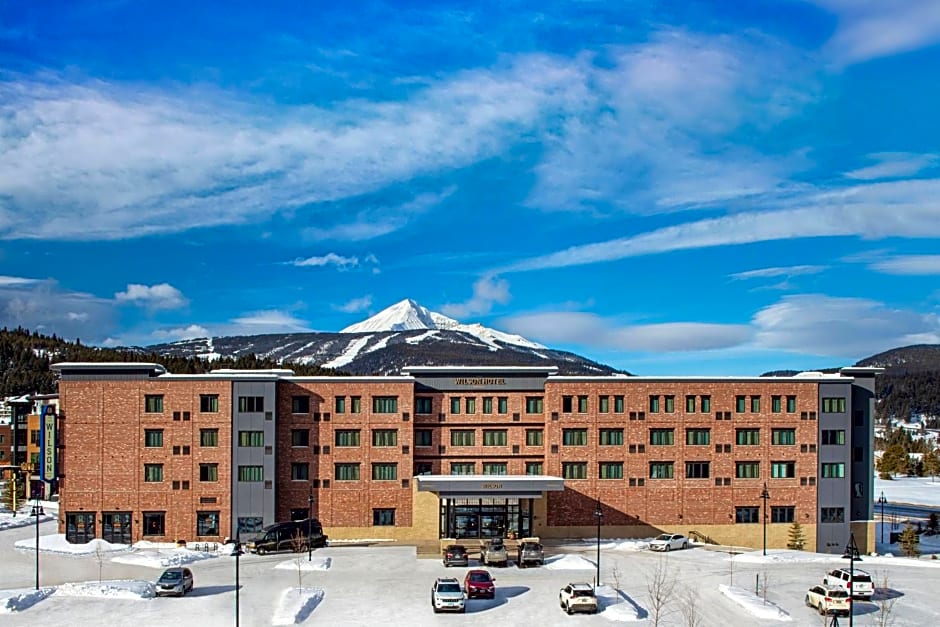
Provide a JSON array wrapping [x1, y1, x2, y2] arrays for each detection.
[[735, 506, 760, 523], [373, 508, 395, 526], [102, 512, 131, 544], [237, 517, 264, 535], [65, 512, 96, 544], [771, 506, 795, 523], [143, 511, 166, 536], [821, 507, 845, 523], [440, 498, 533, 540], [197, 511, 220, 536]]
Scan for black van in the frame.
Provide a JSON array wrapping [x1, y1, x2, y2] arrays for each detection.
[[245, 518, 328, 554]]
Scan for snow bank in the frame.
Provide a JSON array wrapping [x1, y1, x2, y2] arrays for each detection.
[[56, 580, 155, 599], [718, 584, 791, 621], [271, 587, 325, 625], [112, 544, 228, 568], [0, 588, 55, 614], [732, 549, 840, 564], [595, 585, 644, 622], [544, 554, 596, 570], [274, 556, 332, 571], [14, 535, 133, 555]]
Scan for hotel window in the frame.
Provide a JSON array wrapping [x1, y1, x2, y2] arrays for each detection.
[[562, 396, 573, 413], [562, 462, 588, 479], [197, 512, 220, 536], [771, 429, 795, 445], [750, 396, 760, 412], [335, 429, 361, 447], [821, 430, 846, 445], [497, 397, 508, 414], [771, 396, 782, 413], [199, 464, 218, 482], [144, 429, 164, 448], [822, 398, 847, 413], [649, 462, 674, 479], [821, 463, 845, 478], [292, 396, 310, 414], [238, 396, 264, 412], [450, 397, 461, 414], [350, 396, 361, 413], [526, 462, 543, 475], [526, 429, 544, 446], [664, 395, 675, 413], [31, 430, 39, 445], [372, 429, 398, 447], [736, 429, 760, 446], [483, 462, 508, 475], [335, 463, 360, 481], [526, 397, 544, 414], [450, 462, 475, 475], [415, 462, 433, 475], [562, 428, 588, 446], [373, 509, 395, 526], [614, 395, 625, 413], [649, 429, 674, 446], [686, 396, 696, 413], [686, 429, 710, 446], [143, 512, 165, 536], [372, 396, 398, 413], [415, 430, 432, 447], [451, 429, 475, 447], [483, 430, 508, 446], [685, 461, 710, 479], [735, 507, 760, 523], [482, 397, 493, 414], [821, 507, 845, 523], [238, 466, 263, 482], [735, 396, 746, 413], [701, 395, 711, 412], [200, 429, 219, 447], [335, 397, 346, 414], [465, 397, 476, 414], [292, 429, 310, 447], [771, 461, 796, 478], [771, 506, 796, 523], [786, 396, 797, 413], [200, 394, 219, 413], [735, 462, 760, 479], [599, 396, 610, 413], [578, 395, 588, 413], [599, 428, 624, 446], [144, 395, 164, 413], [292, 463, 310, 481], [649, 396, 660, 413], [372, 463, 397, 481], [415, 397, 432, 414], [144, 464, 164, 482], [599, 462, 624, 480], [238, 431, 264, 447]]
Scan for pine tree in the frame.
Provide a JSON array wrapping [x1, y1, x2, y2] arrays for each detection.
[[899, 524, 920, 557], [787, 521, 806, 550], [924, 450, 940, 482], [878, 444, 908, 478]]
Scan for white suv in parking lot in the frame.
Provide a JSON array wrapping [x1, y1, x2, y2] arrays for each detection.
[[805, 584, 852, 616], [559, 583, 598, 614], [431, 577, 466, 613], [824, 568, 874, 600]]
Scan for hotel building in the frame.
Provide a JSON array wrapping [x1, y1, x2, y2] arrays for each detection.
[[51, 362, 880, 553]]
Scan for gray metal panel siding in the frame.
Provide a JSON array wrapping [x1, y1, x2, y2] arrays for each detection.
[[850, 374, 877, 523], [816, 382, 852, 553], [231, 380, 277, 536]]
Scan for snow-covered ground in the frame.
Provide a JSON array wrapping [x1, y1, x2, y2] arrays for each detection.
[[875, 474, 940, 506]]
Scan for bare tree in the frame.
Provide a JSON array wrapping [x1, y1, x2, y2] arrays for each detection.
[[645, 557, 677, 627], [610, 564, 623, 592], [871, 572, 897, 627], [758, 571, 771, 605], [290, 529, 307, 589], [680, 587, 703, 627], [94, 541, 105, 583]]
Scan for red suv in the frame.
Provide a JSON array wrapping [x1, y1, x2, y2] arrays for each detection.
[[464, 569, 496, 599]]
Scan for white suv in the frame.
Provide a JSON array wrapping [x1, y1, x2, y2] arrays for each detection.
[[559, 583, 598, 615], [431, 577, 466, 613], [823, 568, 874, 600]]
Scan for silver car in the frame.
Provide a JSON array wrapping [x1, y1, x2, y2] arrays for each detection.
[[155, 567, 194, 597]]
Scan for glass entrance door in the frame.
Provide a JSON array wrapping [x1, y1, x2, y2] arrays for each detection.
[[66, 512, 96, 544], [102, 512, 132, 544], [440, 498, 533, 539]]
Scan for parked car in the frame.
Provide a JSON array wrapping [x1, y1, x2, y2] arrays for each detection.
[[648, 533, 688, 552], [245, 518, 328, 554], [516, 540, 544, 568], [155, 567, 194, 597], [431, 577, 466, 613], [443, 544, 469, 567], [464, 569, 496, 599], [824, 568, 874, 600], [558, 583, 598, 615], [480, 538, 509, 567], [805, 584, 851, 616]]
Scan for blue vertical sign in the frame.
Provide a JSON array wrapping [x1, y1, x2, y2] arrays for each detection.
[[40, 405, 56, 482]]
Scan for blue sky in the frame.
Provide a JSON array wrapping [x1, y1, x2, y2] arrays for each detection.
[[1, 0, 940, 375]]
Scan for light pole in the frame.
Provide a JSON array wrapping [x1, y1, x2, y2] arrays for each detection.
[[877, 492, 888, 545], [233, 532, 243, 627], [34, 492, 43, 590], [760, 483, 770, 556], [307, 483, 314, 561], [593, 499, 603, 590], [842, 532, 862, 627]]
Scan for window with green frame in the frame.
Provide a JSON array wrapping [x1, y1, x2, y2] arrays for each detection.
[[415, 397, 432, 414], [144, 463, 163, 482], [415, 429, 432, 447], [200, 429, 218, 447], [372, 429, 398, 447], [649, 428, 674, 446], [497, 397, 508, 414], [614, 396, 624, 413], [450, 397, 461, 414], [291, 395, 310, 414], [199, 463, 218, 482], [237, 465, 263, 482], [526, 429, 543, 446], [649, 396, 660, 413], [599, 428, 624, 446], [372, 463, 397, 480], [144, 429, 164, 447], [577, 396, 588, 412], [199, 394, 219, 413], [372, 396, 398, 413], [686, 429, 710, 446], [238, 431, 264, 447], [291, 463, 309, 480], [686, 396, 696, 413], [771, 429, 795, 445], [483, 462, 508, 475], [350, 396, 361, 413], [335, 463, 360, 481], [483, 430, 508, 446], [786, 396, 797, 412], [598, 396, 610, 413], [450, 429, 475, 446], [736, 429, 760, 446], [735, 462, 760, 479], [649, 462, 674, 479], [465, 397, 476, 414], [735, 396, 746, 413], [771, 396, 782, 413], [701, 395, 711, 412], [482, 397, 493, 414], [750, 396, 760, 412], [237, 396, 263, 412], [525, 461, 543, 475], [144, 395, 164, 413], [821, 430, 846, 445], [821, 462, 845, 478], [562, 428, 588, 446], [664, 395, 675, 413], [335, 429, 361, 447], [770, 461, 795, 478], [599, 462, 624, 479], [450, 462, 475, 475], [822, 398, 847, 413], [525, 396, 544, 414], [562, 462, 588, 479], [335, 396, 346, 413]]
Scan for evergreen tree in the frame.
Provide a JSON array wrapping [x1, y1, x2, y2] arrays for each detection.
[[786, 521, 806, 550], [899, 524, 920, 557], [878, 445, 908, 478], [1, 473, 25, 513], [924, 450, 940, 483]]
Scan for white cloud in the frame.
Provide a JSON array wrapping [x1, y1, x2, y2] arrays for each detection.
[[335, 295, 373, 313], [114, 283, 188, 310], [844, 152, 938, 180], [869, 254, 940, 275], [730, 265, 828, 280], [440, 275, 511, 318], [151, 324, 210, 341], [0, 275, 39, 286], [291, 253, 362, 269], [0, 279, 114, 341], [229, 310, 311, 333]]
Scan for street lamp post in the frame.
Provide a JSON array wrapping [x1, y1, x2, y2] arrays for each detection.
[[877, 492, 888, 545], [34, 492, 43, 590], [593, 499, 603, 590], [760, 483, 770, 556], [842, 532, 862, 627], [233, 532, 244, 627], [307, 483, 314, 561]]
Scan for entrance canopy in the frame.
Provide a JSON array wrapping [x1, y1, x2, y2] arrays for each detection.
[[415, 475, 564, 499]]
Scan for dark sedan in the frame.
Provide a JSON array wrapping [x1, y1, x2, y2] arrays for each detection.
[[443, 544, 469, 567]]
